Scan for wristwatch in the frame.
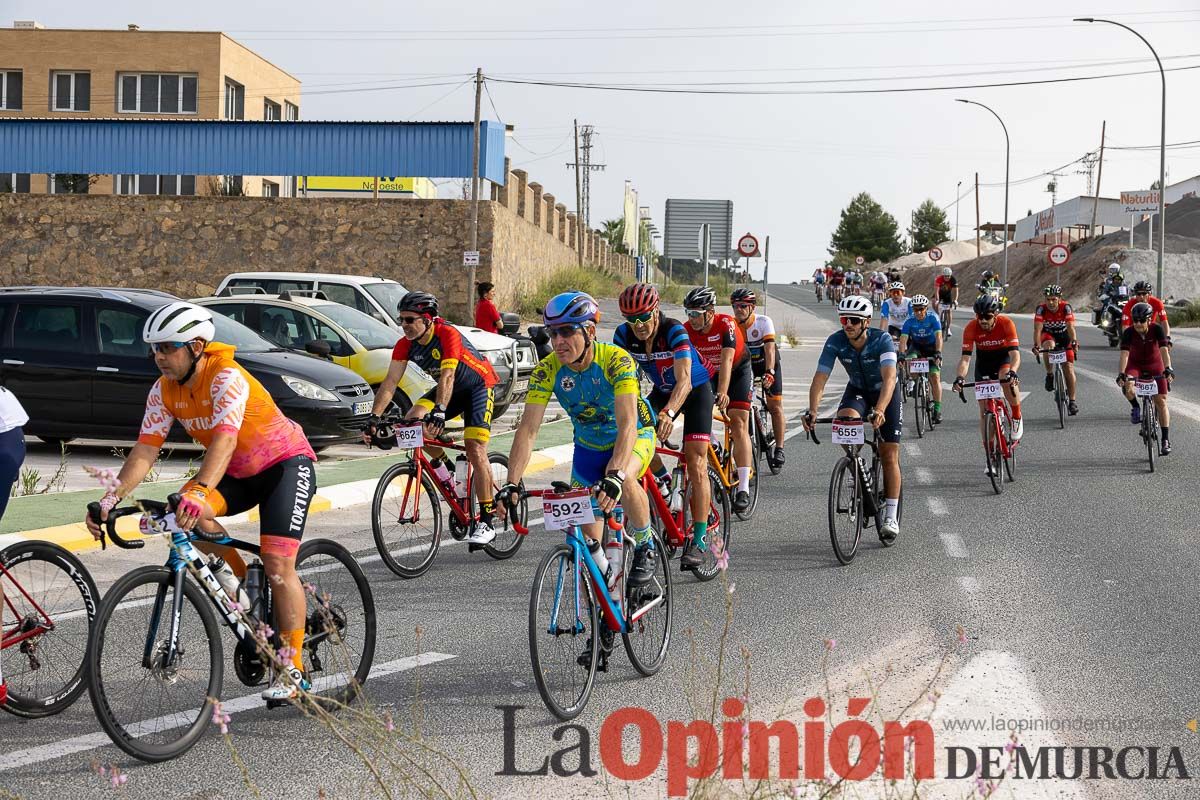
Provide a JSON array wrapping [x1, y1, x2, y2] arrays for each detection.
[[665, 407, 678, 421]]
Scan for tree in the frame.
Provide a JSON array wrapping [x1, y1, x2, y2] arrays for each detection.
[[601, 218, 629, 255], [829, 192, 904, 264], [908, 198, 951, 253]]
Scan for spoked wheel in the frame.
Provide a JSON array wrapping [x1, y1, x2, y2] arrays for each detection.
[[737, 433, 760, 521], [985, 413, 1004, 494], [86, 566, 222, 763], [622, 532, 673, 677], [913, 380, 926, 438], [484, 453, 529, 560], [690, 468, 733, 582], [371, 461, 442, 578], [827, 457, 863, 565], [1003, 417, 1017, 482], [925, 381, 937, 432], [528, 544, 597, 721], [0, 541, 99, 718], [1055, 368, 1067, 430], [1144, 400, 1157, 472]]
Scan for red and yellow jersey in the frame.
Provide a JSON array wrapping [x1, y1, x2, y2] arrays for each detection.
[[961, 315, 1020, 354], [138, 342, 315, 478], [391, 318, 498, 389]]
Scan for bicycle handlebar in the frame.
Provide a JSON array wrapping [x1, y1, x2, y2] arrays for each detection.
[[86, 492, 230, 550], [954, 375, 1018, 403], [503, 482, 623, 537]]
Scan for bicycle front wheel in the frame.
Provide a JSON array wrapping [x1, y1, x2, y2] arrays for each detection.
[[1055, 368, 1067, 430], [529, 544, 597, 720], [1144, 399, 1157, 472], [87, 566, 222, 763], [1, 540, 99, 718], [484, 452, 529, 560], [914, 380, 926, 439], [828, 457, 862, 565], [691, 468, 733, 582], [623, 532, 673, 677], [737, 433, 760, 521], [985, 413, 1004, 494], [371, 461, 442, 578]]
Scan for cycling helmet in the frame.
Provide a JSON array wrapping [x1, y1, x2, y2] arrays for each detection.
[[618, 283, 659, 316], [143, 302, 215, 344], [973, 295, 1001, 316], [888, 282, 905, 292], [1108, 263, 1122, 275], [838, 295, 873, 319], [1130, 302, 1154, 322], [911, 294, 931, 308], [1133, 280, 1153, 294], [1044, 284, 1063, 297], [397, 291, 439, 319], [683, 285, 717, 309], [835, 266, 844, 273], [981, 270, 995, 281], [942, 267, 953, 277], [730, 287, 757, 304], [543, 291, 599, 326]]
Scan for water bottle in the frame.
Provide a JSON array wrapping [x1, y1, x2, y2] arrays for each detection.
[[429, 458, 456, 493], [244, 561, 265, 620], [587, 539, 609, 576], [604, 534, 623, 590], [453, 455, 470, 499], [209, 555, 250, 611], [668, 466, 684, 513]]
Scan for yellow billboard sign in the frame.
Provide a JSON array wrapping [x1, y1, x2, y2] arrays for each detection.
[[303, 176, 435, 198]]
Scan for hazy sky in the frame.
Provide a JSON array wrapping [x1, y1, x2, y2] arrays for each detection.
[[11, 1, 1200, 281]]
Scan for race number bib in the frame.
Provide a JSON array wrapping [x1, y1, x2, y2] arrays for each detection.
[[909, 359, 930, 374], [974, 381, 1002, 400], [394, 423, 425, 450], [1047, 351, 1068, 365], [1118, 285, 1130, 297], [542, 489, 596, 531], [831, 420, 866, 445], [1134, 380, 1159, 397]]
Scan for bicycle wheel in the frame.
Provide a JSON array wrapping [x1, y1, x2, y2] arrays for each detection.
[[924, 380, 936, 431], [1144, 399, 1157, 472], [913, 380, 926, 439], [1001, 411, 1016, 482], [985, 413, 1003, 495], [827, 457, 862, 565], [295, 539, 376, 709], [87, 566, 222, 763], [529, 544, 597, 720], [484, 452, 529, 560], [738, 433, 760, 521], [371, 461, 442, 578], [1, 540, 99, 718], [691, 468, 733, 582], [622, 531, 673, 677]]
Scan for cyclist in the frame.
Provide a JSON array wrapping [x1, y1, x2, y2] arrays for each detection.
[[934, 266, 959, 339], [1118, 302, 1174, 455], [1032, 285, 1079, 416], [731, 288, 787, 469], [1121, 280, 1172, 341], [802, 296, 902, 542], [880, 282, 913, 341], [829, 267, 846, 303], [365, 291, 499, 545], [848, 270, 865, 296], [812, 267, 827, 302], [869, 271, 888, 307], [898, 294, 945, 424], [613, 283, 715, 569], [953, 296, 1024, 474], [1095, 263, 1129, 326], [83, 302, 318, 701], [684, 286, 755, 513]]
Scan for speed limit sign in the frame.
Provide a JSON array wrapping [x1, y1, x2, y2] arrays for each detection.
[[929, 247, 943, 262], [855, 255, 865, 266], [1047, 244, 1070, 266]]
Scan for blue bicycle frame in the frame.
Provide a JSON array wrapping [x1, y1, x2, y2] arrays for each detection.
[[546, 523, 628, 639]]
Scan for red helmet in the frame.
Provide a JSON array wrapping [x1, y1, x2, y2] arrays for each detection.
[[619, 283, 659, 316]]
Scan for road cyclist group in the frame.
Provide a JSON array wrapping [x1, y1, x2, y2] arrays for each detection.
[[0, 261, 1179, 755]]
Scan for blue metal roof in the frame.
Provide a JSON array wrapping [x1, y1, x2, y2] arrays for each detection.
[[0, 119, 507, 183]]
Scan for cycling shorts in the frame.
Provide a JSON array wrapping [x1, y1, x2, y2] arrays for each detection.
[[887, 325, 903, 341], [650, 380, 714, 442], [974, 351, 1013, 382], [1040, 332, 1076, 363], [837, 385, 903, 444], [415, 383, 494, 442], [184, 455, 316, 542], [570, 428, 655, 488], [905, 342, 941, 372], [713, 358, 754, 412], [1124, 366, 1168, 395]]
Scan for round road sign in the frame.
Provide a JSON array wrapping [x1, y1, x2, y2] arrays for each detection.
[[1048, 244, 1070, 266], [929, 247, 943, 262], [855, 255, 865, 266], [737, 233, 759, 258]]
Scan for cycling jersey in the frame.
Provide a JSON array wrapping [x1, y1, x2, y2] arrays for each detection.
[[935, 275, 958, 302], [138, 342, 315, 479], [1120, 323, 1167, 377], [816, 328, 898, 393], [961, 315, 1019, 354], [881, 297, 914, 330], [829, 274, 846, 286], [687, 313, 748, 376], [738, 313, 779, 377], [1121, 295, 1166, 328], [900, 313, 942, 345], [526, 341, 655, 451], [391, 318, 498, 390], [1034, 302, 1075, 335], [871, 274, 887, 289], [813, 271, 827, 284], [613, 316, 711, 395]]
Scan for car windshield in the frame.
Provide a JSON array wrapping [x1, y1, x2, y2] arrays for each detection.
[[363, 282, 409, 320], [210, 313, 274, 353], [314, 303, 399, 350]]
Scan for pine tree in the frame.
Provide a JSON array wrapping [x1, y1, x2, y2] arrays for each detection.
[[829, 192, 904, 264], [908, 199, 951, 253]]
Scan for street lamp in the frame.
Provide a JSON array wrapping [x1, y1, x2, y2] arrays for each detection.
[[956, 179, 962, 241], [957, 99, 1010, 286], [1075, 17, 1167, 297]]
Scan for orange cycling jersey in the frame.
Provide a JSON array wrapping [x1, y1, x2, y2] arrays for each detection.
[[138, 342, 315, 478], [960, 315, 1020, 353]]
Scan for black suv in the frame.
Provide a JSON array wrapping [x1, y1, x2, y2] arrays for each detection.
[[0, 287, 374, 447]]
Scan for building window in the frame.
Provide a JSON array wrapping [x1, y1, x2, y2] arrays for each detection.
[[50, 174, 91, 194], [51, 71, 90, 111], [264, 99, 281, 121], [224, 78, 244, 120], [262, 180, 280, 198], [285, 101, 298, 121], [116, 174, 196, 196], [1, 174, 31, 193], [0, 71, 22, 110], [118, 73, 197, 114]]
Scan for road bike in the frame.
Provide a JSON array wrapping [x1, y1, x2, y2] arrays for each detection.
[[85, 494, 376, 762], [938, 302, 955, 338], [829, 283, 844, 304], [711, 410, 759, 520], [806, 416, 902, 565], [1124, 373, 1167, 472], [871, 287, 886, 309], [751, 380, 782, 475], [1036, 345, 1073, 430], [643, 443, 732, 582], [956, 377, 1018, 494], [1, 539, 99, 718], [369, 413, 529, 578], [904, 357, 935, 438], [814, 282, 825, 303], [515, 482, 672, 720]]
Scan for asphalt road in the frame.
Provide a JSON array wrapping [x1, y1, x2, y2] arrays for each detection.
[[2, 288, 1198, 799]]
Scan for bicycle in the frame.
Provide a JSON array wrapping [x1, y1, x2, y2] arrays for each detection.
[[805, 415, 902, 565], [938, 302, 955, 337], [1124, 373, 1166, 472], [751, 379, 782, 475], [956, 377, 1018, 494], [85, 494, 376, 762], [1035, 345, 1073, 430], [1, 539, 99, 718], [904, 357, 935, 438], [814, 282, 825, 303], [643, 443, 732, 582], [515, 482, 673, 721], [369, 413, 530, 578], [829, 284, 844, 305], [711, 410, 759, 520]]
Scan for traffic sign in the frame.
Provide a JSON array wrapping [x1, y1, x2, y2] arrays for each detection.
[[1047, 244, 1070, 266], [737, 233, 759, 258], [462, 251, 480, 267], [928, 247, 943, 262], [855, 255, 865, 266]]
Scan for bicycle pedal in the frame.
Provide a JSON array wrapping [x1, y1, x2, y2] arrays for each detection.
[[467, 543, 483, 553], [265, 699, 286, 710]]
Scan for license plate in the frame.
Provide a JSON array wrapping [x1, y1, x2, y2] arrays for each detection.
[[542, 489, 595, 531], [974, 381, 1002, 400], [1134, 380, 1159, 397], [1048, 351, 1067, 365], [353, 400, 372, 415], [394, 422, 425, 450], [514, 378, 529, 393], [831, 420, 865, 445], [909, 359, 930, 374]]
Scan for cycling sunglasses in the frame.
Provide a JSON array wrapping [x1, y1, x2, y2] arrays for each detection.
[[548, 324, 583, 340], [839, 316, 865, 326], [397, 315, 424, 325], [978, 314, 996, 322], [685, 308, 710, 318], [732, 302, 754, 311], [624, 311, 655, 325], [151, 341, 195, 355]]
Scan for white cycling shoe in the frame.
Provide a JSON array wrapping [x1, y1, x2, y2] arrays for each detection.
[[1010, 418, 1023, 442], [262, 665, 310, 702], [466, 521, 496, 545]]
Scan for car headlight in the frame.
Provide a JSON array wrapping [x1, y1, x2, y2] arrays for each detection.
[[282, 375, 340, 402], [485, 350, 513, 368]]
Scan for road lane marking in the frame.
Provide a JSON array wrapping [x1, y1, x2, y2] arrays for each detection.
[[956, 576, 982, 595], [940, 532, 969, 558], [915, 467, 934, 485], [1074, 362, 1200, 423], [927, 497, 949, 516], [905, 443, 922, 457]]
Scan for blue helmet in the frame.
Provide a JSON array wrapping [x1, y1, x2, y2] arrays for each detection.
[[543, 291, 599, 326]]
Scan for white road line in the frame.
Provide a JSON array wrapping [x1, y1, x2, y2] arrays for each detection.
[[939, 532, 969, 558], [1074, 361, 1200, 423], [0, 652, 457, 769], [904, 443, 922, 457], [956, 576, 982, 595], [915, 467, 934, 485], [926, 497, 949, 516]]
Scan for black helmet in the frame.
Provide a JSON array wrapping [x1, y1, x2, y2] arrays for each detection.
[[730, 287, 757, 304], [1133, 280, 1153, 294], [1044, 284, 1063, 297], [981, 270, 995, 281], [973, 295, 1001, 316], [397, 291, 438, 318], [684, 286, 717, 309], [1130, 302, 1154, 322]]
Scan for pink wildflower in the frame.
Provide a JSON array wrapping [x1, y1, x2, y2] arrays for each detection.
[[823, 638, 837, 651]]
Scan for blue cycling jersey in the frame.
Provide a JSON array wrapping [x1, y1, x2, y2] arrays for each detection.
[[613, 316, 711, 395], [900, 313, 943, 345], [816, 328, 898, 393]]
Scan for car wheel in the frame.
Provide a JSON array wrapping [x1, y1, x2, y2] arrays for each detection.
[[493, 401, 511, 419]]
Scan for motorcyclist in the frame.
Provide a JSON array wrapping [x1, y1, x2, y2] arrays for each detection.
[[1094, 263, 1130, 328]]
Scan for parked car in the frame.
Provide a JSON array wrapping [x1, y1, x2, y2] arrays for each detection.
[[214, 272, 536, 414], [0, 287, 375, 448]]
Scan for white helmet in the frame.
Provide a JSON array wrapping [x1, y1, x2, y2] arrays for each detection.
[[911, 294, 931, 308], [1108, 263, 1122, 275], [838, 295, 873, 319], [889, 282, 905, 292], [143, 301, 215, 345], [942, 267, 952, 277]]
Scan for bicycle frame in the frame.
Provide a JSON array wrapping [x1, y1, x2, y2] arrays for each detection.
[[1, 563, 57, 652], [958, 382, 1015, 459], [401, 440, 481, 530]]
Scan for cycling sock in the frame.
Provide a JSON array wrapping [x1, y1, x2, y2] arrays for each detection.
[[652, 464, 670, 485], [884, 498, 899, 522], [630, 523, 653, 546], [479, 499, 495, 523], [737, 466, 751, 492], [1010, 406, 1022, 420], [932, 400, 941, 412], [1161, 426, 1169, 441], [691, 521, 708, 551], [282, 628, 305, 672]]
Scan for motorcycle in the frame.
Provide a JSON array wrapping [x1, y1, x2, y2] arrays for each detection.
[[977, 283, 1009, 312], [1095, 295, 1127, 347]]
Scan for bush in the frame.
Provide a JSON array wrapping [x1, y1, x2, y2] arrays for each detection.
[[516, 266, 623, 318], [1167, 300, 1200, 327]]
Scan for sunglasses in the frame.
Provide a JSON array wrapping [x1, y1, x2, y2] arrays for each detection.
[[624, 311, 655, 325], [685, 309, 710, 319], [151, 341, 194, 355], [398, 315, 424, 325], [1135, 291, 1150, 297], [732, 303, 754, 311], [839, 316, 865, 326], [548, 324, 582, 340], [978, 314, 996, 322]]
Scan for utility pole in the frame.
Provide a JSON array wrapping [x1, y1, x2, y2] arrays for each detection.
[[566, 125, 605, 228], [762, 235, 770, 311], [974, 172, 981, 257], [467, 67, 482, 320], [1090, 120, 1106, 237], [572, 120, 583, 267], [955, 180, 962, 241]]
